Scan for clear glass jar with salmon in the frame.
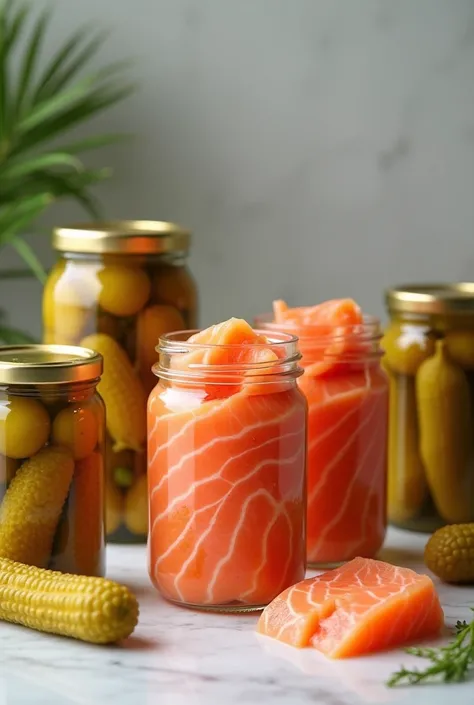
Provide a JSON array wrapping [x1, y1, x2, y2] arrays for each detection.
[[256, 299, 388, 567], [384, 284, 474, 532], [0, 344, 105, 576], [147, 318, 307, 611], [42, 221, 198, 544]]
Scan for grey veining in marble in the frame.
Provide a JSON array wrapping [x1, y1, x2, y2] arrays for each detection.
[[0, 528, 473, 704]]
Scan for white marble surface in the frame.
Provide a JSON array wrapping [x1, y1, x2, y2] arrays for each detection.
[[0, 528, 473, 704]]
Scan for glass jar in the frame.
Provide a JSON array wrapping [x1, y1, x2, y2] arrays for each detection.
[[0, 344, 105, 576], [43, 221, 198, 544], [256, 313, 388, 567], [147, 330, 307, 611], [384, 284, 474, 532]]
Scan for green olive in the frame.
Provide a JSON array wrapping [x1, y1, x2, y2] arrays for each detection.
[[382, 322, 435, 376]]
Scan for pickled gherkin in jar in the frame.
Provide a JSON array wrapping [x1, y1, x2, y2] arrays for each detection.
[[387, 372, 427, 524], [43, 221, 199, 543], [385, 283, 474, 531], [416, 340, 474, 524]]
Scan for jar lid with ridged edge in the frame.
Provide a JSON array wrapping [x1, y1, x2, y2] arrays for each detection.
[[53, 220, 191, 255], [386, 283, 474, 316], [0, 345, 103, 385]]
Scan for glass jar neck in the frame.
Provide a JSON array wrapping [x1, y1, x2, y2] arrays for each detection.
[[1, 379, 100, 399], [390, 309, 474, 330], [155, 330, 303, 388]]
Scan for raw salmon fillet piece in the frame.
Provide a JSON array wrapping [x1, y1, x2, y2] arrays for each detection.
[[257, 557, 444, 658], [272, 298, 363, 328]]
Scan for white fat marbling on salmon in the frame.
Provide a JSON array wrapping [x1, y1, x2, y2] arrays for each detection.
[[148, 390, 306, 606]]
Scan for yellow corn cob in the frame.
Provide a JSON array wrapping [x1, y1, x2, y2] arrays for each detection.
[[0, 446, 74, 567], [0, 558, 139, 643], [80, 333, 146, 452]]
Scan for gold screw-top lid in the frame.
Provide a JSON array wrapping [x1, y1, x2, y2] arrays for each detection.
[[0, 345, 103, 385], [386, 283, 474, 315], [53, 220, 191, 255]]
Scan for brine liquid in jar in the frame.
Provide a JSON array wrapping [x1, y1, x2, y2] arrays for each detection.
[[256, 299, 388, 567], [147, 319, 307, 611], [384, 283, 474, 531], [42, 221, 198, 543]]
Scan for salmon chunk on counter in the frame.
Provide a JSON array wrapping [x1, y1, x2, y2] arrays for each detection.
[[257, 557, 444, 658]]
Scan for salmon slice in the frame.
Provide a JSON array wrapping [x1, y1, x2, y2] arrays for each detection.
[[271, 299, 369, 376], [273, 299, 363, 328], [257, 557, 444, 658], [148, 383, 307, 607], [174, 318, 267, 368], [301, 365, 388, 564]]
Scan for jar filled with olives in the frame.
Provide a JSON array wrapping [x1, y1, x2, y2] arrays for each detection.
[[42, 221, 198, 544], [384, 284, 474, 532]]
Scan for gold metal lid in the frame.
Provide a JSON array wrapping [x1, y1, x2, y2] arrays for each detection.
[[53, 220, 191, 255], [0, 345, 103, 385], [386, 283, 474, 315]]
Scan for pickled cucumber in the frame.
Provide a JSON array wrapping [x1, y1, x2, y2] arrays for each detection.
[[445, 330, 474, 369], [387, 372, 427, 524], [424, 523, 474, 584], [382, 322, 435, 376], [416, 340, 474, 523]]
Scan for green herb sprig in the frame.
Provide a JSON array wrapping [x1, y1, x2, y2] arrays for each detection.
[[387, 608, 474, 687]]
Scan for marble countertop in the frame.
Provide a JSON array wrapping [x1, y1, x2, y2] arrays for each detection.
[[1, 528, 473, 705]]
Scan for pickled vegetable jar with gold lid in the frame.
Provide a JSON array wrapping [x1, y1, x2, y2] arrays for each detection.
[[384, 284, 474, 532], [0, 344, 105, 575], [42, 221, 198, 544]]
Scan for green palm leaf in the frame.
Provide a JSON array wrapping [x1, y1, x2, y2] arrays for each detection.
[[10, 236, 47, 282], [15, 7, 51, 117], [33, 24, 102, 102], [0, 0, 134, 351], [0, 152, 83, 178], [3, 1, 28, 54], [11, 83, 135, 155], [0, 193, 52, 244], [37, 31, 111, 101], [0, 323, 36, 345], [55, 133, 130, 155]]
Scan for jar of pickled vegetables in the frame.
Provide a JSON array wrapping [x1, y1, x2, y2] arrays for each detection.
[[256, 299, 388, 567], [43, 221, 198, 544], [384, 284, 474, 532], [0, 344, 105, 576], [147, 319, 307, 611]]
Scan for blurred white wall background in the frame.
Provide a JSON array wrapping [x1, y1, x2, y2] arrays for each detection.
[[2, 0, 474, 335]]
